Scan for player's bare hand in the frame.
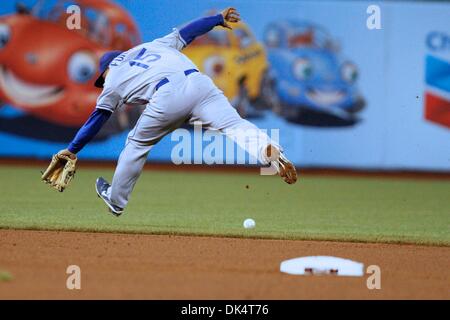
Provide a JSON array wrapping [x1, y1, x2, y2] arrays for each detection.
[[221, 7, 240, 29], [57, 149, 77, 160]]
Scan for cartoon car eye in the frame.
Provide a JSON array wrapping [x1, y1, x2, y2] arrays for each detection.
[[341, 62, 358, 83], [234, 28, 254, 49], [67, 51, 97, 83], [0, 23, 11, 49], [293, 58, 313, 80], [265, 28, 280, 47], [203, 55, 225, 77]]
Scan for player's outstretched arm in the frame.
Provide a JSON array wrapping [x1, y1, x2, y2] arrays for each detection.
[[57, 108, 112, 158], [179, 7, 241, 46]]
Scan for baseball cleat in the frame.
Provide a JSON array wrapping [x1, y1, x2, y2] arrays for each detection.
[[95, 177, 123, 216], [265, 145, 298, 184]]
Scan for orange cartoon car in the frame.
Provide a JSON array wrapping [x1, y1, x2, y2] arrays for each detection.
[[0, 0, 140, 133]]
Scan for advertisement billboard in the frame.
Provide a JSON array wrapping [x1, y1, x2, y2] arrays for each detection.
[[0, 0, 448, 170]]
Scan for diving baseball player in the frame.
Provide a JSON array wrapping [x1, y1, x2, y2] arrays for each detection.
[[56, 8, 297, 216]]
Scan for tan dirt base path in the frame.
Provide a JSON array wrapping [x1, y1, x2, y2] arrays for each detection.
[[0, 229, 448, 299]]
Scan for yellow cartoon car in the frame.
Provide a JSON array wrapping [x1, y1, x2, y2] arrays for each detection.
[[183, 20, 276, 118]]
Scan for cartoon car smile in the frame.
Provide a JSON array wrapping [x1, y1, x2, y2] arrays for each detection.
[[0, 0, 141, 140], [264, 21, 365, 126], [0, 65, 64, 107]]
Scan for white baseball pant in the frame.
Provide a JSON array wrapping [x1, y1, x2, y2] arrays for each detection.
[[106, 71, 278, 208]]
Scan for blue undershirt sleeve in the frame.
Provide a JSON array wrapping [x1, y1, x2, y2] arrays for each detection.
[[67, 108, 112, 154], [179, 14, 224, 46]]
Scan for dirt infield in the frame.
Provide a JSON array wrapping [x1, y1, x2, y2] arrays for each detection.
[[0, 229, 448, 299]]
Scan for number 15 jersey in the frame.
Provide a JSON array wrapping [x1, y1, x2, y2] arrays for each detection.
[[95, 29, 198, 113]]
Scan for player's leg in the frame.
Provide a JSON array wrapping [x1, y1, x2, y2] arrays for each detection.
[[98, 87, 191, 214], [96, 116, 165, 215], [189, 75, 297, 184], [107, 138, 155, 211], [95, 138, 154, 216]]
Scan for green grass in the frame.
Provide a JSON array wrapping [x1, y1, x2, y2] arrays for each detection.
[[0, 166, 449, 245], [0, 270, 13, 282]]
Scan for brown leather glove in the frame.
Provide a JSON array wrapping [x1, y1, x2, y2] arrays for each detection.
[[221, 7, 241, 29], [41, 150, 77, 192]]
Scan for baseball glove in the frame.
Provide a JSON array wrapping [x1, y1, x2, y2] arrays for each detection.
[[41, 153, 77, 192]]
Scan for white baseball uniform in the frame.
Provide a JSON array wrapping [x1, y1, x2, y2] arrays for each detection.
[[97, 29, 277, 209]]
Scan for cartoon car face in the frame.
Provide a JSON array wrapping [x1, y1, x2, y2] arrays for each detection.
[[183, 20, 270, 117], [264, 21, 365, 126], [0, 0, 140, 127]]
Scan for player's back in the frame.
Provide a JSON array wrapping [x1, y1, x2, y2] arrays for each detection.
[[105, 30, 197, 104]]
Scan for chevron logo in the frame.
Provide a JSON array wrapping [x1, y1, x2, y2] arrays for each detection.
[[424, 55, 450, 128]]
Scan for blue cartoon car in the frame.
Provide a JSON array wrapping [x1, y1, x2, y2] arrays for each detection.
[[263, 21, 365, 126]]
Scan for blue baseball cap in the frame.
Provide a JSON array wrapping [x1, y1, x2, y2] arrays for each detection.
[[94, 50, 123, 88]]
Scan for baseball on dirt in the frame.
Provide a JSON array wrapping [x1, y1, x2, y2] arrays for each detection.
[[243, 218, 256, 229]]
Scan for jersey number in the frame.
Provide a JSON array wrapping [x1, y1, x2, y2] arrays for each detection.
[[129, 48, 161, 69]]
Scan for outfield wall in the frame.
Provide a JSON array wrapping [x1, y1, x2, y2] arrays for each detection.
[[0, 0, 449, 171]]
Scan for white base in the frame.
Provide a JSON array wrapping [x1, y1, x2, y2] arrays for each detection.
[[280, 256, 364, 277]]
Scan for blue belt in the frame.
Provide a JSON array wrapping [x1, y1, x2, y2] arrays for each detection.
[[155, 69, 199, 91]]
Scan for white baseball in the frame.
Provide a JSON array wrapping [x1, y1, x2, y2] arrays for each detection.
[[243, 218, 256, 229]]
